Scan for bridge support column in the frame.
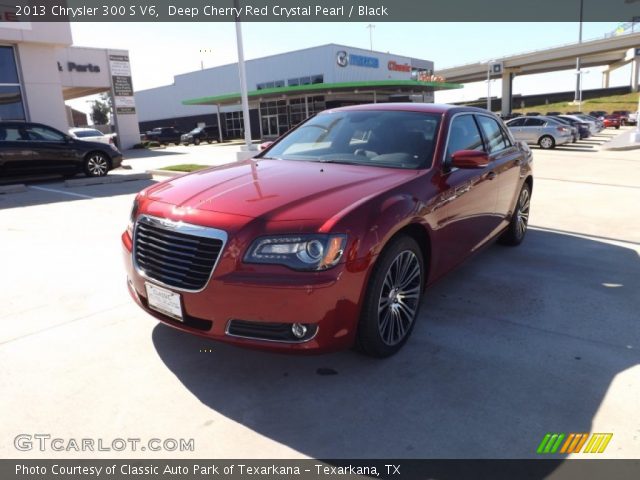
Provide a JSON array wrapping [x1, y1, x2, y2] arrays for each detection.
[[501, 70, 513, 116], [602, 70, 610, 88], [632, 58, 639, 93]]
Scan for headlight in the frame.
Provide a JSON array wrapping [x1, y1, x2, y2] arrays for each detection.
[[127, 198, 139, 237], [244, 234, 347, 271]]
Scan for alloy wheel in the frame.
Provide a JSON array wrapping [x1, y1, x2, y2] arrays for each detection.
[[377, 250, 422, 346], [516, 187, 530, 239], [86, 154, 108, 176], [540, 137, 554, 149]]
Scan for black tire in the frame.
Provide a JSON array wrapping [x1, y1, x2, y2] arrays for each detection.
[[174, 140, 181, 146], [615, 126, 620, 130], [83, 152, 110, 177], [356, 235, 425, 358], [499, 182, 531, 246], [194, 138, 201, 146], [538, 135, 555, 149]]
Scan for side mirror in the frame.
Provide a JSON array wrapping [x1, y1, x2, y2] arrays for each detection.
[[259, 141, 274, 151], [451, 150, 489, 169]]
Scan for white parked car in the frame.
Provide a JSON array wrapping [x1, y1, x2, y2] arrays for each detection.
[[69, 128, 117, 147]]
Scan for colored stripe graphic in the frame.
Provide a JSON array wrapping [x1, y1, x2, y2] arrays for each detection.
[[583, 433, 613, 453], [538, 433, 613, 454], [537, 433, 565, 454], [562, 433, 588, 453]]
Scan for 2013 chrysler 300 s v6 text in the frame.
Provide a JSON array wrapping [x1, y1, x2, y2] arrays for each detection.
[[122, 104, 533, 357]]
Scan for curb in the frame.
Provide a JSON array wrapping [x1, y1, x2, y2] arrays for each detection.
[[147, 169, 183, 177], [0, 184, 27, 194], [65, 173, 153, 187]]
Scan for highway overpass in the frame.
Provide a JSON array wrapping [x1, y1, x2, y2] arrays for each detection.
[[435, 32, 640, 115]]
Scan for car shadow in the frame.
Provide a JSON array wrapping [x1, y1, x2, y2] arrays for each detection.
[[151, 228, 639, 461], [123, 148, 189, 160], [553, 146, 597, 153], [0, 178, 156, 209]]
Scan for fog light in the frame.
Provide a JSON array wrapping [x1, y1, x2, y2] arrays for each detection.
[[291, 323, 307, 339]]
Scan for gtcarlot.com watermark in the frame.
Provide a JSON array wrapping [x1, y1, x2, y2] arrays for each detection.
[[14, 434, 195, 452]]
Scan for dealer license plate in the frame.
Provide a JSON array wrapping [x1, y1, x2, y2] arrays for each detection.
[[145, 282, 183, 321]]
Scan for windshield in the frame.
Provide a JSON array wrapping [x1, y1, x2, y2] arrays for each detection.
[[189, 128, 202, 134], [262, 110, 442, 169], [74, 129, 103, 138]]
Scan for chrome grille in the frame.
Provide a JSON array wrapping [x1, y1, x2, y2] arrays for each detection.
[[133, 215, 227, 291]]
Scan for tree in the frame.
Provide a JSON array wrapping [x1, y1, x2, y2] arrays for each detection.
[[89, 94, 112, 125]]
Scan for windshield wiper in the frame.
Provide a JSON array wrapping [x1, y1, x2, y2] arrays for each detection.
[[316, 158, 362, 165]]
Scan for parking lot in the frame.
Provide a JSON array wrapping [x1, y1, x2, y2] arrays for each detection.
[[1, 128, 638, 460]]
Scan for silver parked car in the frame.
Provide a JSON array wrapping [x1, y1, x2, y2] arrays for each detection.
[[562, 114, 601, 134], [505, 116, 573, 149]]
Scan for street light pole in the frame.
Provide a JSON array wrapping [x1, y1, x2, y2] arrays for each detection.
[[366, 24, 375, 51], [573, 0, 584, 104], [234, 0, 253, 149], [486, 61, 494, 112]]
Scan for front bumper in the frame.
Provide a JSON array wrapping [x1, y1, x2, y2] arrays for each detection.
[[111, 152, 123, 169], [122, 232, 367, 353]]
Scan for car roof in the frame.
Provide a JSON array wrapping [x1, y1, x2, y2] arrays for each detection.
[[70, 127, 101, 132], [507, 116, 547, 121], [0, 121, 57, 128], [325, 102, 492, 116]]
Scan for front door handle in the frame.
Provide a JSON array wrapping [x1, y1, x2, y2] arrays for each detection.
[[487, 171, 497, 180]]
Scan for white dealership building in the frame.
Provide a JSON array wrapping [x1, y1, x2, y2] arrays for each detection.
[[135, 44, 461, 140], [0, 18, 140, 149]]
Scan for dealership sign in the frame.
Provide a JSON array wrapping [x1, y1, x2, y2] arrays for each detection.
[[109, 54, 136, 115], [336, 50, 379, 68], [388, 61, 411, 72], [56, 61, 101, 73]]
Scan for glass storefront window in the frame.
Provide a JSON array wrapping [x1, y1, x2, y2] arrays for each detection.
[[0, 46, 25, 121], [0, 86, 25, 121], [0, 46, 19, 84]]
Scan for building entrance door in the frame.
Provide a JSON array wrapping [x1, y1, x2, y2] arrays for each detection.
[[261, 115, 279, 137]]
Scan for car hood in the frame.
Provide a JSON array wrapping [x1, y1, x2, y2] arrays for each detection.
[[144, 159, 419, 222]]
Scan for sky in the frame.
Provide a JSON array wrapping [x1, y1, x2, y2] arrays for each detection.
[[68, 21, 634, 112]]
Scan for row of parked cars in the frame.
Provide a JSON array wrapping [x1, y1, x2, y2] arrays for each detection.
[[504, 113, 607, 149], [142, 125, 220, 146], [585, 110, 637, 127], [507, 110, 636, 126]]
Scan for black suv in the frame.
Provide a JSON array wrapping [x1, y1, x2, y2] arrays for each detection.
[[0, 121, 122, 178], [181, 125, 220, 145], [145, 127, 183, 145]]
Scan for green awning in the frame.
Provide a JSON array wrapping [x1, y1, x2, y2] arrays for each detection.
[[182, 79, 462, 106]]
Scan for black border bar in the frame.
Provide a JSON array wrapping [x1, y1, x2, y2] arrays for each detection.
[[4, 460, 640, 480], [3, 0, 640, 22]]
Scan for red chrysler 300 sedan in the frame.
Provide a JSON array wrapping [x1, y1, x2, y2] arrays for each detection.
[[122, 103, 533, 357]]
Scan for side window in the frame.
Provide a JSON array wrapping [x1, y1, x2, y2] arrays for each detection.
[[26, 126, 65, 142], [500, 125, 513, 146], [0, 127, 27, 141], [476, 115, 508, 154], [524, 118, 544, 127], [445, 114, 484, 168], [507, 118, 525, 127]]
